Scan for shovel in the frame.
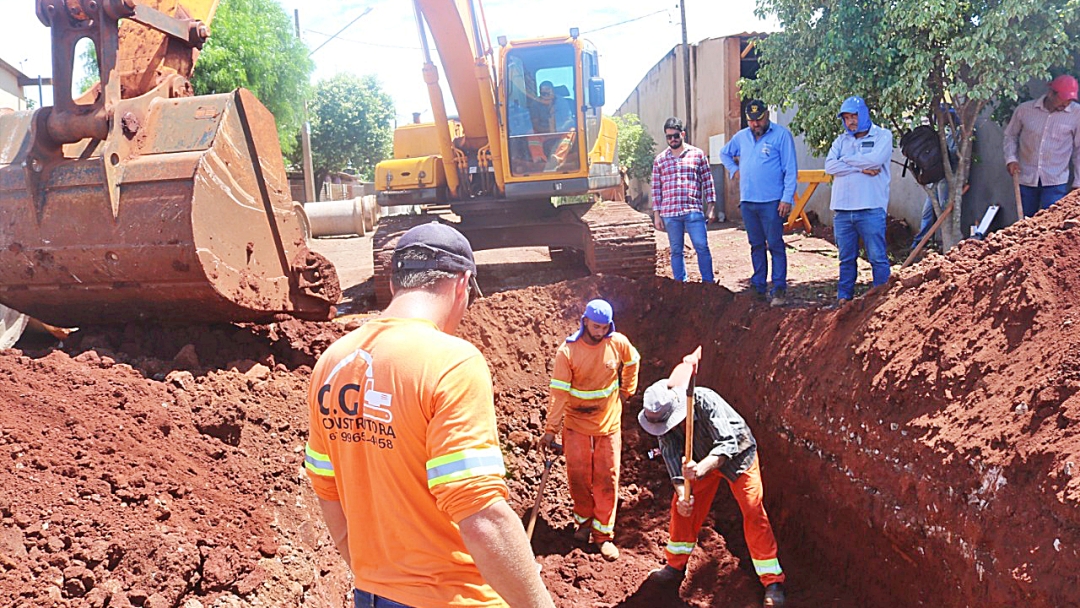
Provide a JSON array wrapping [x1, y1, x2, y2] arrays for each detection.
[[526, 441, 562, 542], [1012, 172, 1025, 222]]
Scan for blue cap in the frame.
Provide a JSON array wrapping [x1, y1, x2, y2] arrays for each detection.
[[837, 96, 871, 133], [567, 299, 615, 342]]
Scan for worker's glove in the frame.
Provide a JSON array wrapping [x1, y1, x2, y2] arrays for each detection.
[[538, 432, 556, 452]]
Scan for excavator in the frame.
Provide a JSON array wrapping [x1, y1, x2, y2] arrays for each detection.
[[372, 0, 656, 304], [0, 0, 340, 327]]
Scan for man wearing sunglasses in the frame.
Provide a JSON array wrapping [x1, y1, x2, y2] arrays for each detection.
[[305, 222, 554, 608], [651, 117, 716, 284]]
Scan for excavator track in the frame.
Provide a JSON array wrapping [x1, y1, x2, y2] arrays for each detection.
[[371, 201, 655, 308], [580, 200, 657, 278]]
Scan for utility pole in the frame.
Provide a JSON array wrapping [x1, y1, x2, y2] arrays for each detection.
[[680, 0, 691, 142], [296, 10, 316, 204]]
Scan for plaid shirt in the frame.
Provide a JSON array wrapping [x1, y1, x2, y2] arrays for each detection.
[[650, 144, 717, 217]]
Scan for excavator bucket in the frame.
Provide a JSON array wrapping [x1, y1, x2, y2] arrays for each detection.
[[0, 89, 339, 326], [0, 0, 339, 326]]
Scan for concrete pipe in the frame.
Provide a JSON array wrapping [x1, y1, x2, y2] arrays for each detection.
[[304, 198, 368, 238]]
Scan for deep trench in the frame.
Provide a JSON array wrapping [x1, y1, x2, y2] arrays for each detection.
[[465, 272, 1077, 607]]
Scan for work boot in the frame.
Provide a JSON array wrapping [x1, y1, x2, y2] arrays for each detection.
[[646, 565, 685, 586], [573, 524, 591, 543], [763, 582, 785, 607], [770, 290, 787, 307], [598, 541, 619, 561]]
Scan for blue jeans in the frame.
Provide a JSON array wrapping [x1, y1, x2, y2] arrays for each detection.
[[740, 201, 787, 295], [833, 208, 890, 301], [1019, 181, 1069, 218], [354, 589, 412, 608], [664, 211, 713, 283], [911, 181, 948, 248]]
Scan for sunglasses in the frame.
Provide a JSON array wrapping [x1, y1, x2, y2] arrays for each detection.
[[467, 273, 483, 308], [665, 133, 682, 140]]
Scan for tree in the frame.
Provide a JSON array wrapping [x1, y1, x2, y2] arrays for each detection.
[[307, 73, 395, 187], [746, 0, 1080, 250], [191, 0, 313, 157], [611, 113, 657, 182]]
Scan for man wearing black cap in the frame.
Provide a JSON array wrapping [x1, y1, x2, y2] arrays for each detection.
[[304, 222, 554, 608], [720, 100, 798, 307], [639, 379, 786, 607]]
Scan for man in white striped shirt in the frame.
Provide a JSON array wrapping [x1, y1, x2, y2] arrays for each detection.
[[1004, 74, 1080, 217]]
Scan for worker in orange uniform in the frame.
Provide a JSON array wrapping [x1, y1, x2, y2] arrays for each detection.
[[540, 299, 640, 561], [639, 379, 786, 607], [305, 222, 554, 608]]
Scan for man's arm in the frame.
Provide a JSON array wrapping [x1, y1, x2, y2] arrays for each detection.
[[838, 129, 894, 170], [823, 137, 859, 176], [542, 348, 572, 447], [459, 501, 555, 608], [651, 158, 665, 229], [317, 498, 351, 570], [779, 129, 798, 205], [1072, 116, 1080, 189], [700, 152, 718, 205], [618, 339, 641, 400], [719, 136, 740, 176], [1002, 105, 1023, 167]]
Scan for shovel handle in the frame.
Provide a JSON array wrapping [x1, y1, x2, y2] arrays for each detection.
[[1012, 172, 1024, 221], [525, 443, 561, 541]]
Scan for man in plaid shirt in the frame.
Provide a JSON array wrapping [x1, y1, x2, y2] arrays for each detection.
[[651, 117, 715, 283]]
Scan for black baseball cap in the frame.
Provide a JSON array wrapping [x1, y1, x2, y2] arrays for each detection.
[[392, 222, 483, 300], [745, 99, 768, 120]]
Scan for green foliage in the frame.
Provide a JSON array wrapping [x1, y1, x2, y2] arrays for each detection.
[[77, 41, 99, 94], [190, 0, 313, 157], [611, 113, 657, 182], [746, 0, 1080, 249], [308, 74, 395, 184]]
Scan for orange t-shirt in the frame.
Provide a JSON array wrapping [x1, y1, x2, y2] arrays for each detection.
[[305, 317, 509, 607], [546, 332, 640, 436]]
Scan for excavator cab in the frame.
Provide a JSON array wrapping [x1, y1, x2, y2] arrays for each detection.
[[499, 35, 620, 198], [0, 0, 339, 327]]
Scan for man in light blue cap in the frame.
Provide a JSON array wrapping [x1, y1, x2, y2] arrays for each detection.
[[540, 299, 640, 561], [824, 96, 894, 304]]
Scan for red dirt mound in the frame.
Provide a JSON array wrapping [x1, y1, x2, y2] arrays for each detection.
[[0, 195, 1076, 607]]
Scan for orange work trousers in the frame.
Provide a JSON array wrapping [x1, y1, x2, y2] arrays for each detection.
[[564, 427, 620, 542], [664, 455, 784, 586]]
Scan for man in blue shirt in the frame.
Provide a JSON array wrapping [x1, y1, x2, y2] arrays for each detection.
[[824, 96, 893, 304], [720, 100, 798, 306]]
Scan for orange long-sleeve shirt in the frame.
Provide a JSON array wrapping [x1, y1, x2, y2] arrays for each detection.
[[546, 332, 640, 436]]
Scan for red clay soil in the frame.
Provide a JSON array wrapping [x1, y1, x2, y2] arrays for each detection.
[[0, 195, 1077, 607]]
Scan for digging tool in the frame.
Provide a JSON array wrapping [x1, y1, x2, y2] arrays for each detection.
[[1012, 172, 1025, 222], [526, 441, 562, 542], [667, 347, 702, 497]]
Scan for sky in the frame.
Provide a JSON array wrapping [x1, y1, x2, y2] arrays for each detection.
[[1, 0, 777, 122]]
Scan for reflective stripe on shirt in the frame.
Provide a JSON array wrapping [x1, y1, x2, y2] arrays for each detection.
[[305, 444, 335, 477], [426, 447, 506, 488], [550, 378, 620, 400]]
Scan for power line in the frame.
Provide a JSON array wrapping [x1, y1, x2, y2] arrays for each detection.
[[308, 7, 374, 56], [582, 8, 669, 35], [306, 29, 420, 51]]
